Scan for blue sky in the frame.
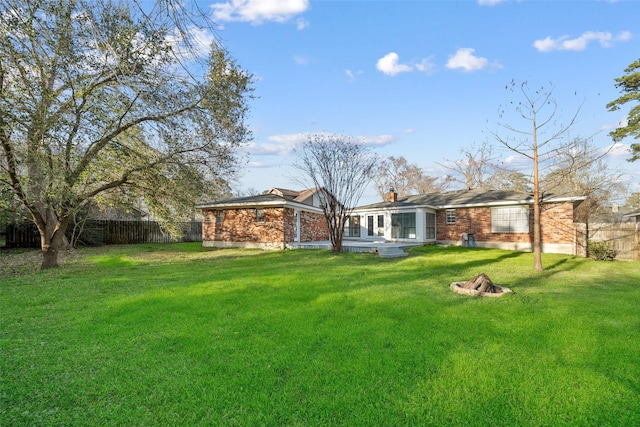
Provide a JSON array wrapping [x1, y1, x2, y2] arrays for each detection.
[[201, 0, 639, 204]]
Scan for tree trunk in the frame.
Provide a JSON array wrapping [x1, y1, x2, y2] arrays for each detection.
[[532, 122, 543, 272], [36, 211, 71, 270]]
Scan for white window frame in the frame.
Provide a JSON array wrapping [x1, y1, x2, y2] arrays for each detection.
[[446, 209, 456, 224], [425, 212, 436, 239], [491, 206, 529, 233], [391, 213, 416, 239]]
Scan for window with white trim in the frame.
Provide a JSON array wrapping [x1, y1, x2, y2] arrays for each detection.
[[377, 215, 384, 236], [216, 210, 224, 223], [391, 213, 416, 239], [491, 206, 529, 233], [425, 212, 436, 239], [446, 209, 456, 224], [256, 208, 265, 222]]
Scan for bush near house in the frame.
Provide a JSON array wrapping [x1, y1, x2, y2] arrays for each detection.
[[587, 240, 618, 261]]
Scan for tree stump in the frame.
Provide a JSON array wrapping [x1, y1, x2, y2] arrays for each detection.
[[462, 273, 496, 294]]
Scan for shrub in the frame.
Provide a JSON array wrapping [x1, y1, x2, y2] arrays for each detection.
[[587, 240, 617, 261]]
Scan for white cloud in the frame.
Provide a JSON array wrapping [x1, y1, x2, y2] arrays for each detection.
[[376, 52, 413, 76], [248, 132, 397, 156], [415, 57, 436, 74], [211, 0, 309, 25], [533, 31, 632, 52], [606, 142, 631, 159], [478, 0, 507, 5], [445, 48, 490, 72], [356, 134, 397, 147], [292, 55, 310, 65], [296, 18, 309, 30], [345, 69, 364, 81]]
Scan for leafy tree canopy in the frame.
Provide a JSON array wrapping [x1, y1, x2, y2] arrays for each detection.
[[607, 58, 640, 161], [0, 0, 253, 268]]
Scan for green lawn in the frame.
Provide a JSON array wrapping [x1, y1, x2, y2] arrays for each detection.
[[2, 243, 639, 426]]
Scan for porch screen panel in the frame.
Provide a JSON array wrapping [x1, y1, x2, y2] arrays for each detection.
[[391, 213, 416, 239], [425, 212, 436, 239], [367, 216, 374, 236], [346, 216, 361, 237]]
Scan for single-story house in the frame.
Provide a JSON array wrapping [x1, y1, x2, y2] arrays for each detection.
[[348, 189, 585, 255], [197, 188, 330, 249], [198, 187, 585, 256]]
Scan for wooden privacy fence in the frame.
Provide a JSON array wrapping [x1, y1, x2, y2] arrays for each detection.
[[576, 223, 639, 261], [3, 220, 202, 248]]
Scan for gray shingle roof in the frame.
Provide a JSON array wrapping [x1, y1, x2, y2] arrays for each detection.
[[356, 189, 584, 210]]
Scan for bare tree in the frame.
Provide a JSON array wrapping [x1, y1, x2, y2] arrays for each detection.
[[493, 81, 581, 272], [543, 138, 623, 255], [293, 134, 378, 252], [0, 0, 253, 268], [440, 141, 515, 190], [374, 156, 449, 199]]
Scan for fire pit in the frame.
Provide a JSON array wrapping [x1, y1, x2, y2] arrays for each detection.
[[450, 273, 512, 297]]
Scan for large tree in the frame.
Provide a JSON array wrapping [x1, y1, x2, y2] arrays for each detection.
[[0, 0, 253, 268], [374, 155, 449, 200], [493, 81, 580, 272], [607, 58, 640, 161], [293, 133, 378, 252]]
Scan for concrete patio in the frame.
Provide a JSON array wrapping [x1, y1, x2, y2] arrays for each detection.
[[286, 240, 422, 258]]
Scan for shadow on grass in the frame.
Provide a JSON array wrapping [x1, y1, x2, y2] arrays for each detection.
[[5, 243, 640, 425]]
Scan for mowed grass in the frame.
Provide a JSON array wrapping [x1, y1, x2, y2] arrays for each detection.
[[1, 243, 639, 426]]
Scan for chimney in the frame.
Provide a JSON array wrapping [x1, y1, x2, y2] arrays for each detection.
[[385, 189, 398, 203]]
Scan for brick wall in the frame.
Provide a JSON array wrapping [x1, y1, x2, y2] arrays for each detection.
[[203, 207, 285, 244], [202, 207, 329, 246], [300, 210, 330, 242], [436, 202, 577, 245], [540, 202, 577, 245]]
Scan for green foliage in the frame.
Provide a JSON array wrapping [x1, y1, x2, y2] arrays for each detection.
[[587, 240, 617, 261], [607, 58, 640, 161], [0, 0, 253, 267], [2, 244, 640, 425], [626, 191, 640, 210]]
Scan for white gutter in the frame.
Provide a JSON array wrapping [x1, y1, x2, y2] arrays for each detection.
[[196, 199, 325, 213]]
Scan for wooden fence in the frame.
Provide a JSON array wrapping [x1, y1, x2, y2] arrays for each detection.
[[576, 223, 639, 261], [2, 220, 202, 248]]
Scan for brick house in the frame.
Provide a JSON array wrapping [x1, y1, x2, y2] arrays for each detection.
[[349, 189, 585, 255], [197, 188, 329, 249]]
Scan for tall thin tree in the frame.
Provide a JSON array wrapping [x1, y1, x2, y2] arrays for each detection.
[[493, 81, 580, 272]]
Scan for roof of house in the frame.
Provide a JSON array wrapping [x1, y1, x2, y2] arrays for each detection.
[[622, 208, 640, 218], [356, 189, 585, 211], [196, 188, 324, 212]]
